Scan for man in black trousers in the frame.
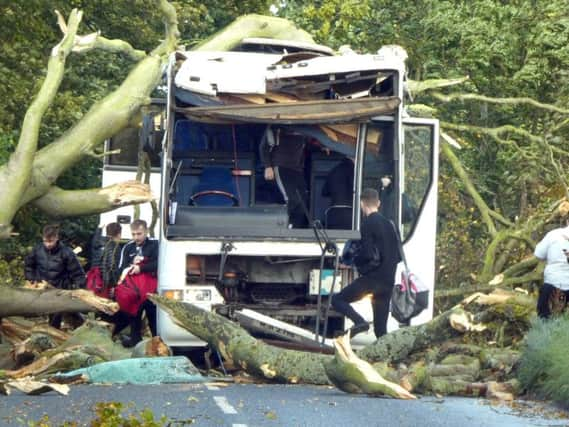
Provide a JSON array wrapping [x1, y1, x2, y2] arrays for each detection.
[[331, 188, 401, 338]]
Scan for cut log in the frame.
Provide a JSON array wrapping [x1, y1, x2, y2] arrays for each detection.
[[0, 287, 118, 317], [323, 334, 416, 399]]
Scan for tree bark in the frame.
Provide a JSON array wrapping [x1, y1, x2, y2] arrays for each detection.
[[0, 288, 118, 318], [32, 181, 153, 218], [194, 14, 315, 52], [149, 295, 332, 385]]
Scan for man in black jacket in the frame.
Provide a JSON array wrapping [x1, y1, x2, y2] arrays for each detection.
[[117, 219, 158, 347], [331, 188, 401, 338], [25, 224, 86, 328]]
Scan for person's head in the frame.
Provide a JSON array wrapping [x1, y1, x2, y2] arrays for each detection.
[[106, 223, 122, 241], [130, 219, 148, 245], [42, 224, 60, 250], [360, 188, 380, 216]]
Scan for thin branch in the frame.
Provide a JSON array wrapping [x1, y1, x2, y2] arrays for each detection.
[[432, 92, 569, 115], [407, 76, 469, 95], [442, 122, 569, 159], [86, 148, 121, 159], [74, 34, 147, 61]]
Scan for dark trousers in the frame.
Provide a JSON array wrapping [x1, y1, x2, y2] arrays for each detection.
[[537, 283, 569, 318], [111, 301, 157, 340], [275, 166, 308, 228], [130, 300, 157, 340], [331, 274, 393, 338]]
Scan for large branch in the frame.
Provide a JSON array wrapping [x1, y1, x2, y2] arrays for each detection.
[[440, 142, 498, 236], [193, 14, 315, 52], [16, 3, 180, 208], [32, 181, 153, 218], [0, 9, 83, 237], [0, 288, 118, 318]]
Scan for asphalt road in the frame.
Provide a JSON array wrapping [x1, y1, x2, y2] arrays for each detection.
[[0, 383, 567, 427]]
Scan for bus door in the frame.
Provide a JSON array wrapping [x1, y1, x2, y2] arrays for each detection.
[[399, 118, 439, 324]]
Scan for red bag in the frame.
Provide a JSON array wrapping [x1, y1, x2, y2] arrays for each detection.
[[86, 267, 111, 299], [115, 272, 157, 316]]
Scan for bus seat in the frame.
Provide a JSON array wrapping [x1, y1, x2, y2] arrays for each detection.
[[173, 120, 208, 157], [190, 166, 239, 206], [324, 205, 353, 229]]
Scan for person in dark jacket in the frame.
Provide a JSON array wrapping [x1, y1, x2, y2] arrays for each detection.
[[331, 188, 401, 338], [322, 157, 354, 229], [25, 224, 86, 328], [260, 126, 309, 228], [101, 223, 123, 290], [116, 219, 158, 347]]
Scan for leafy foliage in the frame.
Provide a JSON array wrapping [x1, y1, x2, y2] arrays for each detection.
[[29, 402, 186, 427], [517, 315, 569, 403]]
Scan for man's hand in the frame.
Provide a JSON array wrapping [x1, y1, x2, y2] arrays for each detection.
[[264, 167, 275, 181], [129, 265, 141, 275]]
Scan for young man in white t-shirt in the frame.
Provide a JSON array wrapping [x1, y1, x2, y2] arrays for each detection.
[[534, 218, 569, 318]]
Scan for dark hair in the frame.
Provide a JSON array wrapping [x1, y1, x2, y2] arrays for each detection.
[[106, 222, 122, 237], [360, 188, 379, 206], [130, 219, 148, 230], [42, 224, 60, 239]]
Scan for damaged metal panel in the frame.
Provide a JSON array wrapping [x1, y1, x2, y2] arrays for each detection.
[[176, 96, 400, 124]]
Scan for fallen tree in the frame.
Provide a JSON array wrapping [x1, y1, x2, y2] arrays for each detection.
[[0, 287, 118, 318], [150, 288, 533, 399]]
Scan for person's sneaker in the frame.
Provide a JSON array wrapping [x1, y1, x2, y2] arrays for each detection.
[[121, 335, 142, 348], [349, 323, 370, 338]]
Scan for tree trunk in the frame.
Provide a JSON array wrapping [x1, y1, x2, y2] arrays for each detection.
[[149, 295, 332, 384], [0, 288, 118, 318]]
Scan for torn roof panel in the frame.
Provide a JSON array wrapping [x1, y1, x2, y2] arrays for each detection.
[[176, 97, 400, 125]]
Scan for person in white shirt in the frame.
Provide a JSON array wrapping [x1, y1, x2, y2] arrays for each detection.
[[533, 218, 569, 318]]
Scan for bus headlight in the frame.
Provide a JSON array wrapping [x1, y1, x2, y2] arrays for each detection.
[[162, 290, 184, 300], [188, 289, 212, 302]]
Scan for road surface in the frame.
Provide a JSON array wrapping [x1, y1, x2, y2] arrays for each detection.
[[0, 383, 567, 426]]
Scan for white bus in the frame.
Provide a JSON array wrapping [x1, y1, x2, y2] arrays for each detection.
[[105, 39, 439, 349]]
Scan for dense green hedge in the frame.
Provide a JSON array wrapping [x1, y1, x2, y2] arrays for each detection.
[[517, 315, 569, 403]]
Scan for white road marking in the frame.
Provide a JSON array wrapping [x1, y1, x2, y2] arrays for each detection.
[[214, 396, 238, 414], [206, 384, 220, 391], [232, 424, 248, 427]]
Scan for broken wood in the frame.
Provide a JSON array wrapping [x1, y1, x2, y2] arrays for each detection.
[[324, 333, 416, 399], [0, 287, 118, 317]]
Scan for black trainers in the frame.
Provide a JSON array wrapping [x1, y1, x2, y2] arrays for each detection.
[[349, 323, 370, 338], [121, 335, 142, 348]]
